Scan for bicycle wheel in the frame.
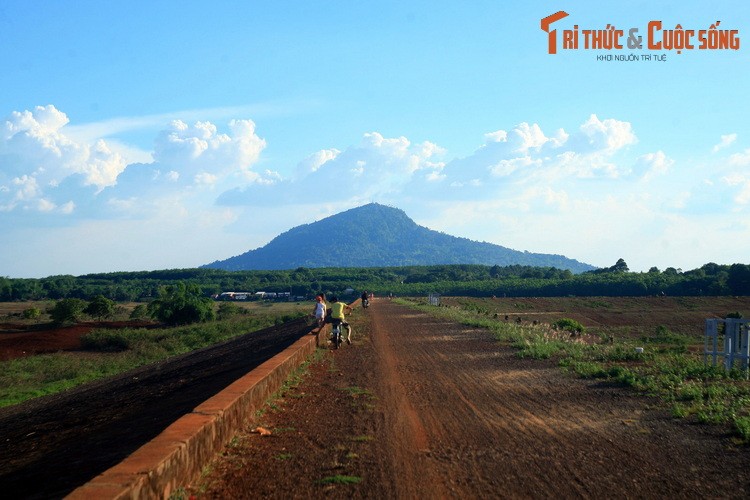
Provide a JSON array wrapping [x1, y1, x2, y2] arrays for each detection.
[[333, 326, 341, 349]]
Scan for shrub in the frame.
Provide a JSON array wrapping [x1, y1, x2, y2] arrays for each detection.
[[734, 416, 750, 442], [217, 302, 241, 320], [22, 307, 42, 320], [129, 304, 148, 320], [49, 298, 87, 325], [85, 295, 116, 321], [80, 330, 132, 351], [553, 318, 584, 334], [147, 282, 215, 326], [566, 361, 609, 378], [647, 325, 689, 350]]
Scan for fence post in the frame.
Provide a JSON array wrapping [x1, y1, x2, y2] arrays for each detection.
[[741, 322, 750, 377], [704, 319, 719, 366], [705, 318, 750, 377], [725, 319, 733, 371]]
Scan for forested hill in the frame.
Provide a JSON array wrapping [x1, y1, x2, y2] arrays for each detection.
[[203, 203, 596, 273]]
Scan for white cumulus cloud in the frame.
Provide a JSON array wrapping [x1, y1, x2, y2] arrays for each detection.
[[0, 105, 127, 213], [439, 116, 637, 193], [217, 131, 446, 206], [637, 151, 674, 181], [295, 148, 340, 178], [578, 114, 637, 153], [152, 118, 268, 183]]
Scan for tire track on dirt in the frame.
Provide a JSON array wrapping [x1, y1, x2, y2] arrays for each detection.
[[372, 302, 582, 498], [369, 304, 445, 498]]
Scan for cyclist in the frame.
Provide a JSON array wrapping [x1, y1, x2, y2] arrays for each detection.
[[329, 295, 353, 345]]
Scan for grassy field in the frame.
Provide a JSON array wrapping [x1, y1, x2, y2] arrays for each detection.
[[0, 300, 311, 407], [401, 295, 750, 442], [0, 299, 312, 325]]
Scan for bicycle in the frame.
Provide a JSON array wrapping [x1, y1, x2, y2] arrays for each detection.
[[330, 319, 343, 349]]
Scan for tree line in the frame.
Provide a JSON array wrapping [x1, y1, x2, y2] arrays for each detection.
[[1, 260, 749, 302]]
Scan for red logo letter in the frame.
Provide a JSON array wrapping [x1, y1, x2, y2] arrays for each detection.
[[541, 11, 570, 54]]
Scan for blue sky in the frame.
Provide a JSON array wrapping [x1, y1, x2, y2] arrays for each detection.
[[1, 1, 749, 278]]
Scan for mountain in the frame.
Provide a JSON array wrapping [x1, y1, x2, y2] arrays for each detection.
[[203, 203, 596, 273]]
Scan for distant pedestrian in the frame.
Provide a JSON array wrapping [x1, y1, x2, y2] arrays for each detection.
[[361, 290, 369, 308]]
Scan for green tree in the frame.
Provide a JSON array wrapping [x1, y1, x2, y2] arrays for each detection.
[[129, 304, 149, 320], [0, 277, 12, 301], [611, 258, 629, 273], [147, 282, 216, 325], [701, 262, 723, 275], [728, 264, 750, 295], [85, 295, 116, 321], [50, 298, 87, 325], [42, 275, 77, 299]]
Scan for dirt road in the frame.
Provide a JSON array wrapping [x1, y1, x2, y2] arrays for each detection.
[[195, 299, 750, 498]]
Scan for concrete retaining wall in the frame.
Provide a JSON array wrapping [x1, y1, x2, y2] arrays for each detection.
[[67, 328, 324, 499]]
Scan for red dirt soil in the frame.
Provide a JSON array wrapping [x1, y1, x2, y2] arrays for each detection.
[[0, 321, 153, 361], [190, 299, 750, 498]]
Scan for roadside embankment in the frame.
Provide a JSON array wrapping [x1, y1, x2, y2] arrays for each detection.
[[67, 326, 326, 499]]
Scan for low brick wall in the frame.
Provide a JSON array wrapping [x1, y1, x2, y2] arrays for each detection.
[[67, 327, 325, 500]]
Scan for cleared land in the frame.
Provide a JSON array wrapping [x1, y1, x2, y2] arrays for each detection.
[[192, 297, 750, 498], [1, 296, 749, 498], [440, 295, 750, 339]]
